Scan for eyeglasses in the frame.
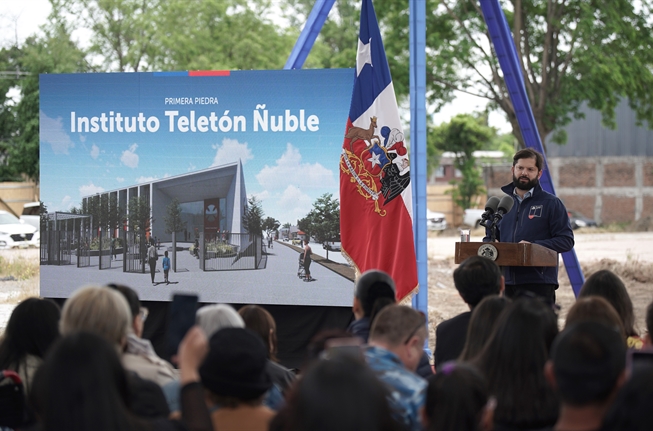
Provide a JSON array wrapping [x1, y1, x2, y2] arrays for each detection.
[[139, 307, 149, 322]]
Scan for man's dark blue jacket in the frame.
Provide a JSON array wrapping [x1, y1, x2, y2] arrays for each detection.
[[485, 182, 574, 286]]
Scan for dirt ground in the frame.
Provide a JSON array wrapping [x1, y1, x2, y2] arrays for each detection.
[[426, 227, 653, 350]]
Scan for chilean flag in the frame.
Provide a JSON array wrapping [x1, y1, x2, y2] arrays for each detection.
[[339, 0, 418, 301]]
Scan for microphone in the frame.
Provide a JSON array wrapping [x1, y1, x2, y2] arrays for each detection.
[[492, 195, 514, 223], [479, 196, 500, 228]]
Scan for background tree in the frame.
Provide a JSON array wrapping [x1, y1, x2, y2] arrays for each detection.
[[389, 0, 653, 150], [430, 114, 493, 211], [261, 217, 280, 239], [242, 196, 264, 236]]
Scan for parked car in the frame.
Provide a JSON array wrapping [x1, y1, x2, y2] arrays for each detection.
[[0, 210, 38, 249], [568, 209, 598, 230], [463, 208, 485, 228], [20, 202, 41, 230], [323, 241, 342, 252], [427, 210, 447, 231]]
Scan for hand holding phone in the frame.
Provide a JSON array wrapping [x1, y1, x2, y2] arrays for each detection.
[[166, 294, 199, 358]]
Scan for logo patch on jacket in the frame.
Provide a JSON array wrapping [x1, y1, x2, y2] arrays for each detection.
[[529, 205, 543, 219]]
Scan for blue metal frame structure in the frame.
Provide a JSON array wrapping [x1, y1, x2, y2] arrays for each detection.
[[479, 0, 584, 296], [284, 0, 336, 70]]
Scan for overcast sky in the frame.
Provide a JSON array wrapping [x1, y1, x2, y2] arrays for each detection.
[[0, 0, 511, 133]]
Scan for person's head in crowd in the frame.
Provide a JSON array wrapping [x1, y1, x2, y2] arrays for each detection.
[[60, 285, 131, 348], [199, 328, 271, 409], [423, 362, 494, 431], [33, 331, 145, 431], [545, 321, 626, 431], [564, 296, 626, 341], [270, 355, 402, 431], [599, 363, 653, 431], [474, 297, 559, 429], [304, 329, 358, 367], [459, 295, 511, 361], [644, 299, 653, 347], [0, 297, 60, 390], [353, 269, 397, 321], [579, 269, 637, 337], [196, 303, 244, 338], [238, 305, 279, 361], [453, 256, 504, 308], [369, 305, 427, 372], [107, 283, 147, 338]]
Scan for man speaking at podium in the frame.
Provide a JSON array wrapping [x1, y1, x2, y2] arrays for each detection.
[[484, 148, 574, 304]]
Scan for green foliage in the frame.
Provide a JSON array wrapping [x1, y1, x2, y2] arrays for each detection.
[[127, 196, 152, 234], [430, 114, 490, 210], [383, 0, 653, 150], [205, 240, 237, 256], [297, 193, 340, 244], [164, 198, 185, 234], [242, 196, 264, 236], [261, 216, 280, 237]]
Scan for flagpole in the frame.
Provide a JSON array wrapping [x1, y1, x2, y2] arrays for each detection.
[[409, 0, 429, 333]]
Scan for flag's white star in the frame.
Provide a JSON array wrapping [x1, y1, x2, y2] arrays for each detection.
[[368, 151, 381, 168], [356, 37, 373, 76]]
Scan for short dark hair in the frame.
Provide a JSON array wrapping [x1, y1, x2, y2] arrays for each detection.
[[551, 321, 626, 406], [355, 270, 397, 317], [106, 284, 140, 321], [579, 269, 636, 337], [453, 256, 502, 307], [564, 296, 626, 340], [513, 148, 544, 171]]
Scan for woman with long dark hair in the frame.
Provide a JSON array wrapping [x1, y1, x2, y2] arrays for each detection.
[[473, 298, 559, 430], [458, 295, 511, 362], [0, 297, 60, 395], [33, 328, 212, 431]]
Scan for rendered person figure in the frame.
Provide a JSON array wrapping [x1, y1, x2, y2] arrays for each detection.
[[147, 240, 158, 285], [484, 148, 574, 304], [162, 251, 171, 284], [302, 239, 312, 281]]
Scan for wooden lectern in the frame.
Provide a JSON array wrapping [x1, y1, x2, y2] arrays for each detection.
[[454, 242, 558, 267]]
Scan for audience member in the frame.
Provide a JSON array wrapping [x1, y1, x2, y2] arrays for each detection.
[[199, 327, 275, 431], [108, 284, 178, 386], [348, 269, 432, 377], [423, 362, 494, 431], [238, 305, 296, 393], [59, 285, 170, 418], [436, 256, 504, 366], [545, 321, 626, 431], [348, 269, 397, 342], [196, 303, 244, 337], [578, 269, 641, 348], [365, 304, 428, 431], [31, 328, 211, 431], [474, 298, 559, 430], [563, 296, 626, 340], [599, 363, 653, 431], [270, 355, 403, 431], [459, 295, 511, 362], [0, 297, 60, 396]]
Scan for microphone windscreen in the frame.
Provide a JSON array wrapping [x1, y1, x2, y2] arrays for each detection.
[[498, 195, 514, 214], [485, 196, 500, 213]]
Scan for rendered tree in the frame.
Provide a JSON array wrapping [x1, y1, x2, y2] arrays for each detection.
[[127, 196, 152, 236], [261, 217, 280, 239], [297, 193, 340, 258], [164, 198, 185, 236], [242, 196, 264, 237]]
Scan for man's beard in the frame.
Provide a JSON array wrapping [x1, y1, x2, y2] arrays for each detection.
[[513, 174, 539, 191]]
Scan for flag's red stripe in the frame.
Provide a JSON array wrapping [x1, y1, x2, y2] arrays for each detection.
[[188, 70, 231, 77]]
